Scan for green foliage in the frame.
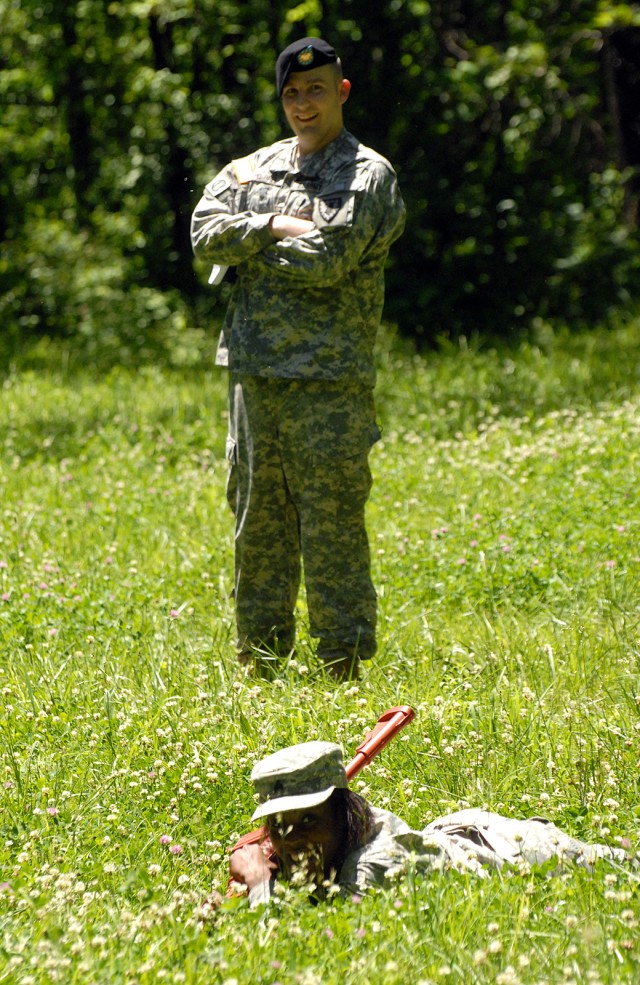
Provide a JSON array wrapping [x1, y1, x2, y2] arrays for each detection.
[[1, 0, 640, 354], [1, 323, 639, 982]]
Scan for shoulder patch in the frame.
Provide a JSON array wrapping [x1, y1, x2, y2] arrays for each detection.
[[209, 175, 231, 198], [232, 154, 256, 185]]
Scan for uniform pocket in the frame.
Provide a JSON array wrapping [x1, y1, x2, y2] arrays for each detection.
[[293, 385, 379, 464]]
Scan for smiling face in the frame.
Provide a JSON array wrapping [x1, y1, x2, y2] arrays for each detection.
[[266, 797, 346, 882], [281, 64, 351, 157]]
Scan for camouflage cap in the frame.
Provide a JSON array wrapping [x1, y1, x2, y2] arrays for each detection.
[[275, 37, 339, 96], [250, 741, 348, 821]]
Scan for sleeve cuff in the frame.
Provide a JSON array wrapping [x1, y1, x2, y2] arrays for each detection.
[[248, 879, 273, 908], [255, 214, 277, 248]]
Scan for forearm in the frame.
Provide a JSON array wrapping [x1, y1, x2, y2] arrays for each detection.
[[254, 228, 359, 286], [254, 171, 405, 287], [190, 204, 275, 264], [229, 843, 278, 906], [269, 215, 315, 240], [191, 206, 313, 266]]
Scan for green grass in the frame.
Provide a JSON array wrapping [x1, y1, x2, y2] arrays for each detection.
[[1, 317, 639, 984]]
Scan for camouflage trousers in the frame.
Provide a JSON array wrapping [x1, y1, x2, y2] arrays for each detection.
[[226, 374, 380, 664]]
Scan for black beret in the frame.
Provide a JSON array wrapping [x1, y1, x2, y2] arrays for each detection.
[[275, 37, 338, 96]]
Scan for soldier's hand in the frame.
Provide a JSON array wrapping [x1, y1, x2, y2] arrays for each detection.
[[229, 843, 278, 889], [269, 215, 315, 240]]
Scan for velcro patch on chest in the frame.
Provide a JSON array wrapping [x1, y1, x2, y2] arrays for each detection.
[[232, 154, 256, 184], [314, 191, 354, 228]]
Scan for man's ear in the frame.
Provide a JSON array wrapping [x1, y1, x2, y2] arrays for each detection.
[[340, 78, 351, 104]]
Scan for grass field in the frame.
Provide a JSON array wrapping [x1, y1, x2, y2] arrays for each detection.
[[1, 317, 639, 984]]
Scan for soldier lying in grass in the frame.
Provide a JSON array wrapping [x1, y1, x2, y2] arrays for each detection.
[[226, 742, 630, 907]]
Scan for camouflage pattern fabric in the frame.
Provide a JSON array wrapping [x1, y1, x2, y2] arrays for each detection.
[[191, 129, 406, 385], [247, 805, 629, 906], [191, 128, 405, 665], [227, 374, 379, 662]]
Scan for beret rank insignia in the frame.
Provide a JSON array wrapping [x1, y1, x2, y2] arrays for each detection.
[[297, 45, 315, 66]]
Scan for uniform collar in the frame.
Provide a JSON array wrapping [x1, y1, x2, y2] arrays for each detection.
[[267, 129, 353, 177], [295, 128, 351, 176]]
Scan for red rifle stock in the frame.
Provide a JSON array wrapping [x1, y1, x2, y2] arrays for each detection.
[[227, 705, 415, 894], [345, 705, 416, 781]]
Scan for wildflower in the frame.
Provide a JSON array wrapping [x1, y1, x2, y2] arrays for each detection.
[[324, 928, 334, 939], [496, 968, 520, 985], [170, 609, 180, 618], [169, 844, 183, 855], [159, 834, 171, 845], [47, 807, 59, 817], [355, 927, 366, 938]]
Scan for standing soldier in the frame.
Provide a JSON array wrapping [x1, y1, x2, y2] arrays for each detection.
[[191, 37, 405, 680]]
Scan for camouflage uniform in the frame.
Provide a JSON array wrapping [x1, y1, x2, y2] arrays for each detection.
[[248, 803, 629, 905], [191, 129, 405, 666], [244, 743, 629, 906]]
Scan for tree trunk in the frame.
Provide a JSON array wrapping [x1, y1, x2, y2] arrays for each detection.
[[602, 28, 640, 227]]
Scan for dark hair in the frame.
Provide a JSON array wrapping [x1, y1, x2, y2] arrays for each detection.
[[326, 788, 376, 875]]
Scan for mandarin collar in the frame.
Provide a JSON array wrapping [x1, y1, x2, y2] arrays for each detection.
[[268, 129, 350, 177], [295, 129, 350, 176]]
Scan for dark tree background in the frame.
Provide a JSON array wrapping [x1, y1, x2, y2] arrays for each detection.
[[1, 0, 639, 365]]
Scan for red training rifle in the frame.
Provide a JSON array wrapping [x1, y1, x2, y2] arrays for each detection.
[[227, 705, 415, 894]]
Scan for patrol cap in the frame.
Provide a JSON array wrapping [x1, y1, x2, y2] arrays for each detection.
[[251, 741, 348, 821], [275, 37, 339, 96]]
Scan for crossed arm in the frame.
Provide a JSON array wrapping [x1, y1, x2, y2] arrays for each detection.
[[269, 215, 315, 240]]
